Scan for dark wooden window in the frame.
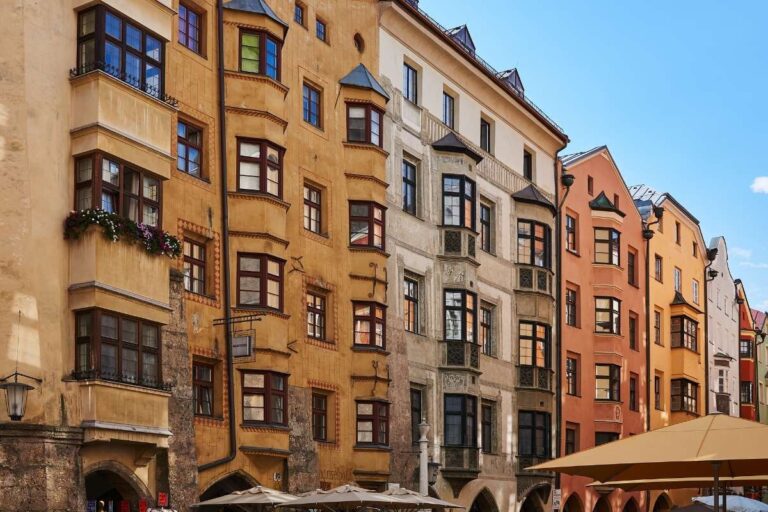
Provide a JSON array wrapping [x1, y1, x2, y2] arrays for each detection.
[[312, 392, 328, 441], [565, 214, 577, 252], [741, 382, 753, 404], [629, 313, 638, 351], [442, 92, 455, 128], [741, 339, 753, 358], [629, 373, 639, 411], [519, 321, 550, 368], [353, 302, 386, 348], [479, 203, 492, 252], [303, 184, 322, 233], [480, 118, 492, 153], [403, 63, 418, 103], [316, 18, 327, 42], [76, 7, 165, 97], [655, 254, 663, 281], [693, 242, 699, 257], [480, 304, 494, 356], [671, 378, 698, 414], [356, 401, 388, 445], [654, 310, 663, 345], [402, 160, 417, 215], [178, 3, 202, 54], [346, 103, 383, 146], [566, 356, 579, 396], [404, 278, 419, 334], [594, 228, 620, 265], [523, 150, 533, 180], [74, 309, 161, 388], [75, 153, 162, 227], [595, 432, 619, 446], [444, 290, 477, 343], [674, 267, 682, 292], [183, 239, 206, 295], [671, 315, 698, 352], [587, 175, 594, 195], [442, 175, 476, 230], [294, 3, 305, 26], [595, 296, 621, 334], [306, 291, 326, 340], [193, 362, 213, 416], [177, 120, 203, 177], [628, 248, 638, 285], [518, 411, 550, 458], [565, 425, 578, 455], [595, 364, 620, 401], [237, 139, 283, 198], [242, 371, 287, 425], [481, 401, 494, 453], [239, 30, 280, 80], [675, 221, 681, 245], [565, 288, 578, 327], [303, 82, 321, 127], [655, 375, 662, 409], [237, 253, 284, 310], [445, 394, 477, 447], [410, 387, 423, 444], [518, 220, 551, 268], [349, 202, 385, 249]]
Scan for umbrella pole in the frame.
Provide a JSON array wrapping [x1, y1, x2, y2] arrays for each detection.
[[713, 462, 721, 512], [723, 489, 726, 512]]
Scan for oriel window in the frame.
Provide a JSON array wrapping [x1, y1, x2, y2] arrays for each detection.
[[240, 30, 281, 80], [595, 364, 620, 401], [349, 202, 385, 249], [353, 302, 386, 348], [442, 175, 476, 229], [237, 139, 283, 198], [356, 401, 388, 445], [595, 297, 621, 335], [346, 103, 383, 146], [594, 228, 620, 265], [444, 290, 477, 343], [518, 220, 551, 268], [519, 321, 550, 368], [237, 254, 284, 311], [242, 371, 287, 425], [444, 394, 477, 447]]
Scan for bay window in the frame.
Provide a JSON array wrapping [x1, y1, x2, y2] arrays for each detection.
[[347, 103, 383, 147], [671, 378, 698, 414], [237, 139, 284, 198], [671, 315, 698, 352], [594, 228, 620, 265], [517, 220, 551, 268], [444, 290, 477, 343], [237, 253, 284, 310], [442, 175, 475, 229], [595, 364, 621, 401], [353, 302, 386, 348], [239, 30, 281, 80], [242, 371, 287, 425], [356, 401, 389, 446], [349, 202, 385, 249], [444, 394, 477, 447], [595, 296, 621, 334], [519, 321, 550, 368]]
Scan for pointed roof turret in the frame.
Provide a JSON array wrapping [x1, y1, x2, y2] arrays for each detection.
[[339, 64, 390, 101], [445, 25, 476, 55], [512, 184, 556, 213], [431, 132, 483, 163], [223, 0, 288, 29]]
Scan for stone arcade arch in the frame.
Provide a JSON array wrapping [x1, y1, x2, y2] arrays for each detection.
[[563, 493, 585, 512], [519, 484, 551, 512], [652, 493, 673, 512], [200, 471, 259, 501], [470, 488, 500, 512], [623, 498, 640, 512], [84, 461, 151, 511], [593, 496, 612, 512]]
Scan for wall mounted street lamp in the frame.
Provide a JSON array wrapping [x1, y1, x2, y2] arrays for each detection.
[[427, 462, 440, 486], [1, 311, 43, 421], [708, 269, 720, 280]]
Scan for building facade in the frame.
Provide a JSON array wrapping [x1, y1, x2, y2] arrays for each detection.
[[736, 281, 757, 421], [559, 147, 647, 512], [753, 310, 768, 423], [706, 237, 739, 416], [378, 1, 568, 511]]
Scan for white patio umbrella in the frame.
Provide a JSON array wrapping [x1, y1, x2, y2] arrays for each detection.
[[275, 484, 410, 510], [381, 487, 464, 509], [192, 485, 298, 509], [694, 496, 768, 512]]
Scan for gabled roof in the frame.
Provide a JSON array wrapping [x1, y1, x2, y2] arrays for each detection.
[[431, 132, 483, 163], [512, 184, 556, 213], [713, 351, 735, 361], [339, 64, 390, 101], [752, 309, 766, 329], [223, 0, 288, 29], [445, 25, 475, 54], [497, 69, 524, 96], [560, 145, 607, 168], [589, 191, 626, 217]]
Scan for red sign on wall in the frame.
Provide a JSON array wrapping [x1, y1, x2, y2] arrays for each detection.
[[119, 501, 129, 512], [138, 499, 148, 512], [157, 493, 168, 507]]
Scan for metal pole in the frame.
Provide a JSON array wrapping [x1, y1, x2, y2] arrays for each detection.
[[713, 462, 721, 512], [723, 488, 727, 512], [419, 421, 430, 496]]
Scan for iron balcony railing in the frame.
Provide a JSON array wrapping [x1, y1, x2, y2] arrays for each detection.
[[442, 341, 480, 370], [517, 365, 553, 391], [70, 62, 179, 107]]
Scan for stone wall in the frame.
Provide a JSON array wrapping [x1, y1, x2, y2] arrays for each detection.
[[287, 386, 319, 493]]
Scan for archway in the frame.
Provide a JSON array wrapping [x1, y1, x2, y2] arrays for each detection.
[[623, 498, 639, 512], [200, 471, 259, 501], [652, 493, 672, 512], [470, 488, 499, 512], [593, 496, 611, 512], [520, 484, 550, 512], [85, 463, 150, 512], [563, 493, 584, 512]]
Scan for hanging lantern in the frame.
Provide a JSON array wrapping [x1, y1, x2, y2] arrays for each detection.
[[0, 377, 35, 421]]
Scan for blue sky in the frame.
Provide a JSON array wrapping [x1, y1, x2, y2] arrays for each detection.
[[419, 0, 768, 311]]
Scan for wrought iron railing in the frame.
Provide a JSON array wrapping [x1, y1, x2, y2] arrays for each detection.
[[442, 446, 480, 471], [72, 368, 171, 391], [517, 365, 552, 391], [69, 62, 179, 107], [443, 341, 480, 370]]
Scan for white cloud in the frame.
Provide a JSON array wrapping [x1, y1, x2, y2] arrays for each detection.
[[731, 247, 752, 260], [751, 176, 768, 194], [740, 261, 768, 269]]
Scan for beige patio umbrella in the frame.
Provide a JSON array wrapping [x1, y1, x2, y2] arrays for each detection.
[[192, 485, 298, 509], [275, 484, 410, 510], [587, 475, 768, 492], [381, 487, 465, 509]]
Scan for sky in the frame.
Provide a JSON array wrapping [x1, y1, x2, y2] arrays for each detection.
[[419, 0, 768, 311]]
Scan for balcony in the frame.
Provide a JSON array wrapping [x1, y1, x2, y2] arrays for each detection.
[[517, 266, 553, 294], [441, 446, 480, 497], [516, 456, 554, 477], [517, 366, 553, 392], [440, 228, 477, 260], [441, 341, 479, 371]]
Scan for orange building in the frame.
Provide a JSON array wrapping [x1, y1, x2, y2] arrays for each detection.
[[559, 147, 647, 512]]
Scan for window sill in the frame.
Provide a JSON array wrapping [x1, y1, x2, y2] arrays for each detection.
[[223, 69, 289, 93], [595, 399, 622, 405], [353, 444, 392, 452], [228, 190, 291, 209], [671, 346, 700, 355], [175, 168, 211, 184], [233, 306, 290, 320], [351, 345, 389, 355], [402, 209, 425, 222], [241, 423, 290, 431], [348, 245, 389, 257], [566, 249, 580, 257], [178, 43, 208, 62], [342, 141, 389, 157]]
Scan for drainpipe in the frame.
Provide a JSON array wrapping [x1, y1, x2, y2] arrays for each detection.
[[199, 0, 236, 472]]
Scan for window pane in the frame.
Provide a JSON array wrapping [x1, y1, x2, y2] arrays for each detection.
[[79, 10, 96, 36], [146, 35, 162, 61], [122, 319, 137, 344], [122, 348, 138, 383], [101, 315, 118, 339], [105, 42, 121, 76], [143, 176, 159, 201], [126, 25, 142, 50], [105, 12, 122, 39], [240, 256, 260, 272], [244, 373, 265, 388], [142, 325, 158, 348], [239, 162, 260, 190]]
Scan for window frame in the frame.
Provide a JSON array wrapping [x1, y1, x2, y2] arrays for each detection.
[[236, 138, 284, 198], [312, 391, 328, 441], [655, 254, 663, 281], [480, 117, 492, 153], [356, 400, 389, 446], [479, 203, 493, 253], [595, 296, 621, 335], [595, 432, 620, 446], [410, 387, 423, 445], [442, 175, 476, 230], [523, 149, 533, 181], [565, 214, 577, 253], [627, 248, 638, 286], [628, 312, 638, 351], [565, 288, 578, 327], [443, 289, 477, 344], [566, 356, 579, 396], [352, 301, 386, 349], [294, 2, 305, 26], [193, 361, 214, 416], [349, 201, 386, 250], [518, 321, 551, 369], [629, 373, 639, 411], [741, 339, 754, 358], [177, 120, 203, 178], [674, 267, 682, 292], [346, 103, 383, 147], [444, 394, 477, 448], [671, 378, 698, 414], [517, 219, 552, 269], [302, 82, 322, 128], [241, 370, 288, 426], [480, 303, 494, 356], [565, 424, 578, 455], [239, 29, 282, 80], [404, 277, 419, 334], [481, 401, 495, 454], [518, 410, 550, 458], [236, 253, 285, 311], [303, 184, 322, 234], [741, 382, 754, 404], [655, 375, 662, 410], [442, 91, 455, 129], [595, 364, 621, 402], [183, 239, 207, 295], [402, 159, 418, 216], [315, 18, 328, 42], [594, 227, 620, 265], [178, 2, 203, 55], [671, 315, 698, 352], [654, 309, 663, 345], [306, 291, 326, 341], [403, 63, 418, 104]]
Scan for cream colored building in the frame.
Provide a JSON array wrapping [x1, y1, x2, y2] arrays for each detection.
[[379, 2, 568, 510]]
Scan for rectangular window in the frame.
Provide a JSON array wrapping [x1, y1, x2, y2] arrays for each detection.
[[237, 138, 283, 197], [481, 401, 494, 453], [353, 302, 386, 348], [594, 228, 620, 265], [629, 312, 638, 351], [444, 394, 477, 447], [565, 214, 577, 252], [444, 290, 477, 343], [674, 267, 682, 292], [518, 411, 550, 458], [518, 220, 552, 268], [193, 362, 213, 416], [356, 401, 388, 445], [312, 392, 328, 441], [655, 255, 663, 281], [740, 339, 753, 358], [442, 175, 476, 230], [242, 371, 287, 425], [74, 153, 162, 227], [177, 120, 203, 177], [565, 288, 578, 327], [595, 364, 621, 401], [240, 30, 281, 80], [404, 277, 419, 334], [480, 303, 494, 356], [303, 184, 322, 234], [410, 387, 423, 444], [671, 315, 698, 352], [675, 221, 681, 245], [566, 356, 579, 396], [671, 378, 698, 414], [479, 203, 493, 253], [402, 159, 417, 215], [183, 239, 206, 295], [741, 382, 754, 404], [595, 297, 621, 335], [693, 241, 699, 257], [692, 279, 700, 304], [595, 432, 619, 446], [294, 3, 305, 26], [654, 309, 663, 345], [628, 248, 638, 286], [178, 3, 201, 54], [629, 373, 639, 411], [565, 424, 578, 455], [303, 82, 322, 127], [346, 103, 383, 147], [523, 150, 533, 181], [77, 7, 165, 97], [442, 92, 455, 129], [519, 321, 550, 368], [403, 63, 418, 103], [74, 310, 161, 388], [306, 291, 326, 341], [315, 18, 327, 42], [718, 369, 727, 394], [349, 202, 385, 249], [480, 118, 492, 153], [237, 253, 284, 310], [655, 374, 663, 410], [613, 193, 620, 210], [587, 175, 594, 196]]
